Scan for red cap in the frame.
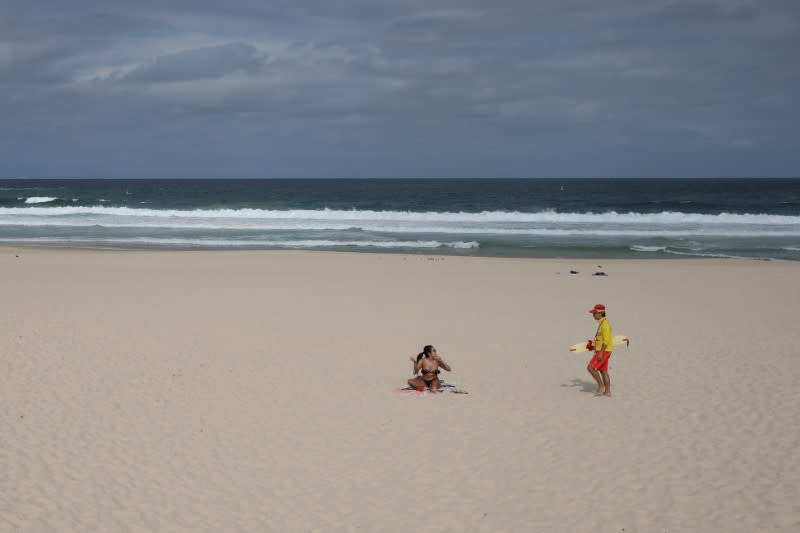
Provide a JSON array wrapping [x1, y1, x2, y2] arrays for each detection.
[[588, 304, 606, 314]]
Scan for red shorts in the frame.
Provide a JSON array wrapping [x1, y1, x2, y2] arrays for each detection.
[[588, 351, 612, 372]]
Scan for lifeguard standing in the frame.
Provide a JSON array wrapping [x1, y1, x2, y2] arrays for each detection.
[[587, 304, 613, 397]]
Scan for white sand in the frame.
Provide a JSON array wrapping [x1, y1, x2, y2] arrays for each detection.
[[2, 248, 799, 532]]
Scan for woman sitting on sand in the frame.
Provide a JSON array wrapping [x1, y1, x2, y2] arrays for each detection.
[[408, 345, 451, 392]]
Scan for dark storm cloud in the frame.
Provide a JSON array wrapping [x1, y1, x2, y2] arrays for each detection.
[[1, 0, 798, 177]]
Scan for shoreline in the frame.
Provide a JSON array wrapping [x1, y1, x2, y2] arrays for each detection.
[[1, 243, 792, 263]]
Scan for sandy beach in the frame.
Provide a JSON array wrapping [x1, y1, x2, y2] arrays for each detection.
[[2, 247, 799, 532]]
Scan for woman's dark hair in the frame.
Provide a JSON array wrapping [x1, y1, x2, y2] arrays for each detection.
[[416, 344, 434, 362]]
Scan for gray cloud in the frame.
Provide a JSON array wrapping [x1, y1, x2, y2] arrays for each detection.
[[1, 0, 798, 177], [643, 1, 760, 25], [122, 43, 266, 83]]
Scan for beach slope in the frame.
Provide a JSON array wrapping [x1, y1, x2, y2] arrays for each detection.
[[2, 249, 799, 531]]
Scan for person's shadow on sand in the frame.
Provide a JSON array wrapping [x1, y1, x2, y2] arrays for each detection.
[[562, 379, 597, 394]]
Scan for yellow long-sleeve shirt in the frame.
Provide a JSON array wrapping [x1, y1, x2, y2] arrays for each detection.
[[594, 317, 613, 353]]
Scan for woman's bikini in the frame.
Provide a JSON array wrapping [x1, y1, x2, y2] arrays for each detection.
[[413, 351, 443, 384], [421, 370, 439, 383], [419, 356, 441, 382]]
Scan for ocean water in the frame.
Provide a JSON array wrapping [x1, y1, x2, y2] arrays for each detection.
[[1, 178, 799, 260]]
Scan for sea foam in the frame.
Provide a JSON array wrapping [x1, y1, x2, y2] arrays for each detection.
[[1, 206, 800, 225], [1, 206, 798, 237], [22, 197, 59, 204], [0, 236, 480, 249]]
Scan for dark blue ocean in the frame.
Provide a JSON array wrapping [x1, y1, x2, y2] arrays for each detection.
[[1, 178, 799, 260]]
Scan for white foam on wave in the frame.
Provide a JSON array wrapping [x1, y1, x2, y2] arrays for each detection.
[[660, 249, 754, 260], [0, 236, 480, 249], [2, 218, 798, 237], [1, 206, 799, 225], [1, 207, 799, 240], [630, 245, 667, 252], [22, 197, 59, 204]]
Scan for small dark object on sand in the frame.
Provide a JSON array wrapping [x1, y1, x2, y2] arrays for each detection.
[[593, 271, 607, 276], [570, 270, 579, 274]]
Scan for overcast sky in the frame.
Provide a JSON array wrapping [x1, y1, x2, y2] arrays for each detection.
[[1, 1, 798, 178]]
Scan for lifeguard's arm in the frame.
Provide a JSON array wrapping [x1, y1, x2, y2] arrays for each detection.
[[412, 356, 423, 374], [435, 356, 451, 372], [596, 337, 608, 353], [598, 321, 612, 353]]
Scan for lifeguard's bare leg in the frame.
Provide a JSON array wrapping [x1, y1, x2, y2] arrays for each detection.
[[587, 365, 605, 395], [601, 372, 611, 396]]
